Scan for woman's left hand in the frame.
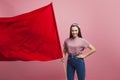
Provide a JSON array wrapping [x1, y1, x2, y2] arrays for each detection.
[[76, 54, 86, 58]]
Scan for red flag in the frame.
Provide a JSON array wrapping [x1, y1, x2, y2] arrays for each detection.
[[0, 3, 63, 61]]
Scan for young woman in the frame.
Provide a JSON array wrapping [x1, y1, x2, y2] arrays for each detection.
[[62, 23, 96, 80]]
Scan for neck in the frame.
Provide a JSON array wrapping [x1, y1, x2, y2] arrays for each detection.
[[73, 36, 79, 39]]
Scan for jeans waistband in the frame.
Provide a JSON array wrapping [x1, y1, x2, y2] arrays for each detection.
[[68, 54, 79, 57]]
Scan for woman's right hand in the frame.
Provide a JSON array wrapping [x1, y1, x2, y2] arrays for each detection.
[[61, 58, 65, 63]]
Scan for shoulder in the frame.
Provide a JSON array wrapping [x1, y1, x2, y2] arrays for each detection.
[[77, 37, 86, 41], [64, 38, 70, 42], [81, 38, 88, 41], [81, 38, 90, 44]]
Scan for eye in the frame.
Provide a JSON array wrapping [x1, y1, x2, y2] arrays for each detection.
[[71, 30, 75, 32]]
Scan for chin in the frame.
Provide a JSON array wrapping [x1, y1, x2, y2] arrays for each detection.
[[73, 36, 77, 38]]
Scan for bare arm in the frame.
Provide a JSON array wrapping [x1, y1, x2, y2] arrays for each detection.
[[61, 48, 67, 62], [63, 48, 67, 57], [77, 44, 96, 58]]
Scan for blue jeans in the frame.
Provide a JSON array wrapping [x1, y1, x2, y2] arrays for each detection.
[[67, 55, 85, 80]]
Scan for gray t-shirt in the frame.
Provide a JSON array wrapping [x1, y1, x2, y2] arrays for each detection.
[[64, 37, 90, 55]]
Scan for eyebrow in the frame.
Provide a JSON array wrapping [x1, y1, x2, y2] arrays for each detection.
[[72, 29, 77, 31]]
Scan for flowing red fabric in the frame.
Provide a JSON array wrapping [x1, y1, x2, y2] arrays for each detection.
[[0, 3, 63, 61]]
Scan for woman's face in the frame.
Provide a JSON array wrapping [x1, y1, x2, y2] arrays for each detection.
[[71, 26, 79, 38]]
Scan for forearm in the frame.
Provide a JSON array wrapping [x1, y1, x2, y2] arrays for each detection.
[[61, 48, 67, 62], [84, 49, 96, 58], [63, 48, 67, 58]]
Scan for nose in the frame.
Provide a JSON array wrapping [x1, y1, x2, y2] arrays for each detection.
[[72, 31, 76, 33]]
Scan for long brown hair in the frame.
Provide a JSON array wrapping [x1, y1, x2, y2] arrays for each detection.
[[69, 23, 82, 38]]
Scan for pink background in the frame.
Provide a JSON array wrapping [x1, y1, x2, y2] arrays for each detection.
[[0, 0, 120, 80]]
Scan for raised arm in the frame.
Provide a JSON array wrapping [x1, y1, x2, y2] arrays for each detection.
[[77, 44, 96, 58]]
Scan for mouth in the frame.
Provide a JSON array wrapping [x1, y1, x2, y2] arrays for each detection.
[[73, 34, 77, 37]]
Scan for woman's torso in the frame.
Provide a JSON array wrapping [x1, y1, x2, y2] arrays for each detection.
[[64, 37, 90, 55]]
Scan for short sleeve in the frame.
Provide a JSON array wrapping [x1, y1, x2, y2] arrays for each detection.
[[82, 38, 90, 48]]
